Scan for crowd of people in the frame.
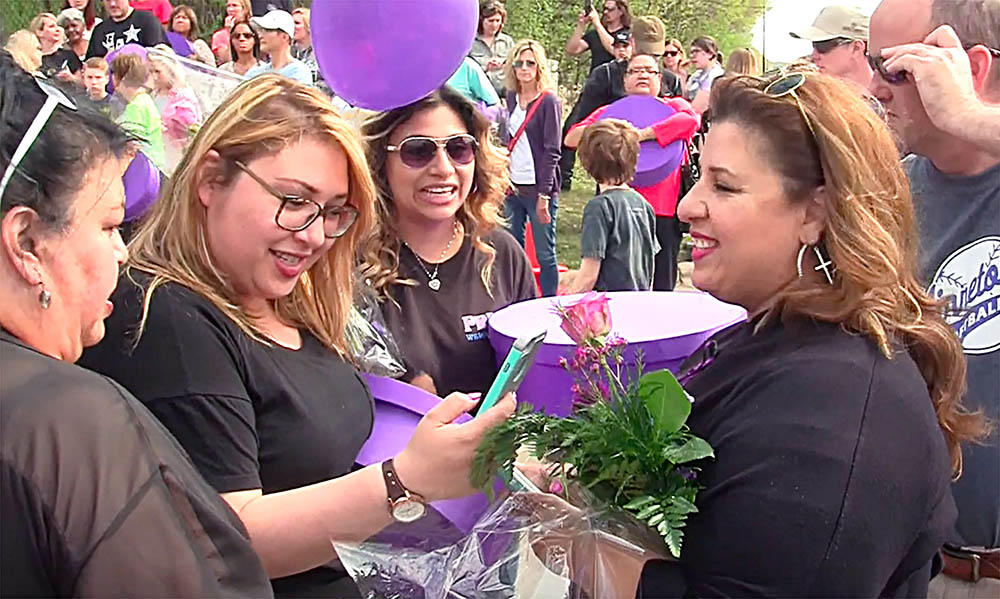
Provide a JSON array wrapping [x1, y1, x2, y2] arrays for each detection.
[[1, 0, 997, 597]]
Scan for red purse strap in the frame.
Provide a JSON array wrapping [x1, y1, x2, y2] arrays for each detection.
[[507, 92, 548, 153]]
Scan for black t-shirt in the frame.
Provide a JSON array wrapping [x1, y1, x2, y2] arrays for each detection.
[[383, 229, 538, 396], [40, 48, 82, 78], [251, 0, 294, 16], [582, 27, 625, 73], [1, 330, 272, 598], [86, 9, 166, 58], [580, 188, 659, 291], [79, 275, 374, 597], [638, 316, 956, 597]]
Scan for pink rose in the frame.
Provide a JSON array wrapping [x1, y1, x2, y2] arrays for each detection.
[[557, 292, 612, 345]]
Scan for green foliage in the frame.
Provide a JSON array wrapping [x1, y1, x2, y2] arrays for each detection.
[[471, 367, 713, 558]]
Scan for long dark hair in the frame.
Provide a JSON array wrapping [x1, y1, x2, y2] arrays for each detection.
[[359, 86, 511, 297], [229, 19, 259, 61]]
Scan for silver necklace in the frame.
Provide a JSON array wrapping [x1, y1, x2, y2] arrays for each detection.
[[403, 221, 460, 292]]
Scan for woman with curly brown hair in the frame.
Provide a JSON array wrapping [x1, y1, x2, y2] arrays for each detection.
[[634, 72, 990, 597], [360, 86, 537, 397]]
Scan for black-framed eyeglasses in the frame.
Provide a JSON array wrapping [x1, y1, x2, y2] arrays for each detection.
[[812, 37, 852, 54], [513, 59, 537, 69], [626, 67, 660, 76], [763, 72, 820, 153], [868, 42, 1000, 85], [0, 77, 77, 201], [234, 160, 359, 238], [386, 134, 478, 169]]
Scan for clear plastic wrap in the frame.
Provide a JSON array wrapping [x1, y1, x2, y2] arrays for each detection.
[[334, 484, 671, 599], [346, 279, 407, 378]]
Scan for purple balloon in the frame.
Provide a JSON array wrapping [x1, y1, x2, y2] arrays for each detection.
[[105, 43, 148, 63], [312, 0, 478, 111], [599, 95, 687, 187], [123, 152, 161, 222]]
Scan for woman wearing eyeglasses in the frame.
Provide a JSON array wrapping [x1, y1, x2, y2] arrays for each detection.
[[685, 36, 724, 115], [500, 39, 562, 297], [630, 72, 988, 597], [219, 20, 262, 76], [0, 52, 271, 597], [80, 75, 515, 597], [360, 85, 537, 398]]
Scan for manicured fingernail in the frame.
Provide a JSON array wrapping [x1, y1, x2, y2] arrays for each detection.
[[549, 480, 564, 494], [468, 393, 481, 401]]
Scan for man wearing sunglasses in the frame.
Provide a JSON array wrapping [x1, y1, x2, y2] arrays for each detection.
[[790, 5, 873, 90], [870, 1, 1000, 597]]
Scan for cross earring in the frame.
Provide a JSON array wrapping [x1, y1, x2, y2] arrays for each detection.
[[796, 243, 836, 285]]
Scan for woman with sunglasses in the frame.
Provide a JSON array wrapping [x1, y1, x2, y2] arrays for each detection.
[[500, 39, 562, 297], [685, 36, 724, 115], [661, 38, 687, 81], [219, 19, 262, 76], [0, 52, 271, 597], [360, 85, 537, 398], [629, 72, 988, 596], [80, 75, 515, 597]]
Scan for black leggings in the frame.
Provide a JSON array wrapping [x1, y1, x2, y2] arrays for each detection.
[[653, 215, 682, 291]]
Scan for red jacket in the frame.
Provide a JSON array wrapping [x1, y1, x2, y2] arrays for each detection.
[[571, 96, 699, 217]]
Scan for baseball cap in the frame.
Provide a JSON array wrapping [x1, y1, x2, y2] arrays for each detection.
[[790, 5, 869, 42], [631, 16, 666, 56], [612, 30, 632, 46], [250, 9, 295, 38], [56, 8, 85, 26]]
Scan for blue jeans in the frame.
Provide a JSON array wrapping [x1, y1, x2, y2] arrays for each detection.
[[505, 184, 559, 296]]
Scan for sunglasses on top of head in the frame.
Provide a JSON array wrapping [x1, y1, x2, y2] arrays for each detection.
[[387, 134, 478, 169], [868, 42, 1000, 85]]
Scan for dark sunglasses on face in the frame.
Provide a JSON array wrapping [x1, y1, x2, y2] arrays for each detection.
[[812, 37, 852, 54], [513, 59, 537, 69], [664, 50, 679, 57], [868, 42, 1000, 85], [386, 134, 478, 169], [233, 32, 255, 40], [234, 160, 359, 238]]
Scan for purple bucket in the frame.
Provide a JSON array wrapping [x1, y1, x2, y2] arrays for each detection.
[[488, 291, 747, 416], [598, 95, 686, 187], [356, 374, 489, 534]]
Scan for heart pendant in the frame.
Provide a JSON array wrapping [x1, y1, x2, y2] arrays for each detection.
[[428, 278, 441, 291]]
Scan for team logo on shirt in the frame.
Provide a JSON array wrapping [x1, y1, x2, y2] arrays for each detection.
[[462, 312, 493, 342], [928, 236, 1000, 355]]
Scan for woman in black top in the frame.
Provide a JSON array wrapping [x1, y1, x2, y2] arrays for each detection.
[[360, 86, 537, 397], [0, 54, 271, 597], [80, 76, 515, 597], [627, 73, 990, 596]]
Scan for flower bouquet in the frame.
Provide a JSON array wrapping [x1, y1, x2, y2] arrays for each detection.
[[471, 291, 713, 559], [333, 292, 713, 598]]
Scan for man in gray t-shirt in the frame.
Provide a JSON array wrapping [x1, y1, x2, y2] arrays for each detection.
[[871, 1, 1000, 590]]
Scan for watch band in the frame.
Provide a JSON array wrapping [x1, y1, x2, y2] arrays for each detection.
[[381, 459, 408, 503]]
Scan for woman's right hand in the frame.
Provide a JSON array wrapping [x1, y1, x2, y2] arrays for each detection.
[[393, 392, 516, 502]]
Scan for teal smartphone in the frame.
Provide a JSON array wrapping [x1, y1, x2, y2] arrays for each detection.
[[477, 330, 546, 415]]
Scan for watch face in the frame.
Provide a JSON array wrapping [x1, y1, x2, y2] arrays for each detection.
[[392, 499, 427, 523]]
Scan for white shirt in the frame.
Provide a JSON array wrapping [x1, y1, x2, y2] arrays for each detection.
[[507, 102, 535, 186]]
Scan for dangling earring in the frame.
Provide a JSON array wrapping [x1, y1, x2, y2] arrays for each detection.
[[797, 243, 836, 285], [37, 283, 51, 309]]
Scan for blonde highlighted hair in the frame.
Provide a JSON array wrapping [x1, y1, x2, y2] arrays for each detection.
[[359, 86, 510, 297], [126, 74, 377, 357], [709, 73, 991, 476], [504, 39, 555, 94]]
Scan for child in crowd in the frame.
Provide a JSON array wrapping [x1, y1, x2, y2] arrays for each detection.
[[82, 57, 125, 119], [109, 53, 165, 173], [560, 119, 658, 293]]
